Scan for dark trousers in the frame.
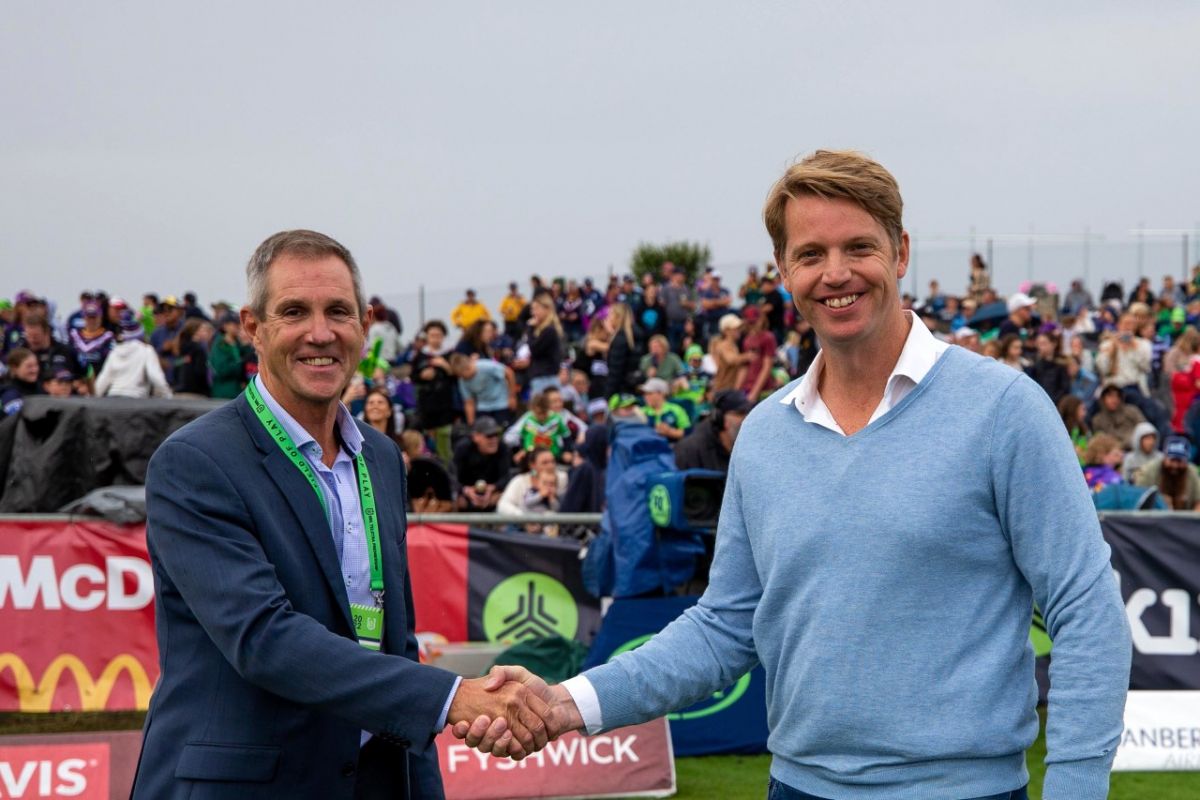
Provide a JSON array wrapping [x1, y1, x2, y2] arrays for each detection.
[[354, 737, 410, 800], [767, 777, 1028, 800]]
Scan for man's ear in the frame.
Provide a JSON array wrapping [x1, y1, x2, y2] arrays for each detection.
[[240, 307, 260, 348]]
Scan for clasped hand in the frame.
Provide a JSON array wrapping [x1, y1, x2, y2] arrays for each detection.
[[446, 666, 582, 760]]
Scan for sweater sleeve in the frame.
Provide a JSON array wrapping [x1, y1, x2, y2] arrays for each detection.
[[989, 374, 1131, 800], [581, 453, 761, 730]]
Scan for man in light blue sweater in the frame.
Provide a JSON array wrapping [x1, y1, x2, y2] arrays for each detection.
[[458, 151, 1131, 799]]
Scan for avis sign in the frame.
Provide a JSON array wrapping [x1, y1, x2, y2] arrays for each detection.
[[0, 744, 108, 800], [435, 718, 675, 800]]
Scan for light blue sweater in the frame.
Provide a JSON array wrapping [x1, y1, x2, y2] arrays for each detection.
[[584, 346, 1130, 800]]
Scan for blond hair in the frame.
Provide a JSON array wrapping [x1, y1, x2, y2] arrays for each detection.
[[763, 149, 903, 262], [532, 294, 563, 337]]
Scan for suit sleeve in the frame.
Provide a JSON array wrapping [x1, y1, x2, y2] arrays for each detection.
[[146, 438, 459, 746]]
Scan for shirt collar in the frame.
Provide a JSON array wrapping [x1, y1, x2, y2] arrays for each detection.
[[253, 375, 363, 459], [780, 311, 949, 416]]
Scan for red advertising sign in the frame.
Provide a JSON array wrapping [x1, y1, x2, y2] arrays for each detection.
[[0, 742, 109, 800], [435, 718, 676, 800], [0, 520, 157, 713]]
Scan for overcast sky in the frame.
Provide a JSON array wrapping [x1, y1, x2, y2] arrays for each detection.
[[3, 2, 1198, 324]]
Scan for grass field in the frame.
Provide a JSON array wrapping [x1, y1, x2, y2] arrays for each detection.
[[4, 709, 1199, 798]]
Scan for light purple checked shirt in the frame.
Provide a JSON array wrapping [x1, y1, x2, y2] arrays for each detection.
[[254, 377, 458, 744]]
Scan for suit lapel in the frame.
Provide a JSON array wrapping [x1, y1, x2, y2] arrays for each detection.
[[237, 398, 355, 633]]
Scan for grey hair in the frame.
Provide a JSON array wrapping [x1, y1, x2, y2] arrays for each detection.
[[245, 230, 365, 319]]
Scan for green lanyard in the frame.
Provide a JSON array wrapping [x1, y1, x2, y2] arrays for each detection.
[[245, 380, 385, 607]]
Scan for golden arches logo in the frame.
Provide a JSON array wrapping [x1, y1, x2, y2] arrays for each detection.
[[0, 652, 153, 712]]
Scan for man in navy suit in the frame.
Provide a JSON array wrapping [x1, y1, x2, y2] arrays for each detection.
[[131, 230, 549, 799]]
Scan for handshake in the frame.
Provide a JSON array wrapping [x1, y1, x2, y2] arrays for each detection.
[[446, 666, 585, 760]]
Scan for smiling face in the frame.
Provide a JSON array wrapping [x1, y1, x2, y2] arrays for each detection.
[[364, 391, 391, 424], [242, 254, 369, 418], [778, 195, 908, 353]]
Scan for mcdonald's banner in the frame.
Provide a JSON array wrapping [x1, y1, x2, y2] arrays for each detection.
[[0, 519, 600, 713]]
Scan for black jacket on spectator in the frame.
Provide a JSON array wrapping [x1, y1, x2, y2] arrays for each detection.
[[452, 438, 512, 493], [674, 418, 730, 473], [527, 325, 562, 380], [412, 349, 456, 429], [1027, 358, 1070, 404], [605, 332, 638, 399], [173, 341, 211, 396], [560, 425, 608, 513], [31, 341, 80, 379]]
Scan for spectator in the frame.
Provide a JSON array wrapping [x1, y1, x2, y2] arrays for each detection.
[[1061, 279, 1094, 316], [68, 301, 115, 376], [172, 318, 214, 397], [412, 319, 457, 463], [366, 296, 402, 363], [209, 312, 253, 399], [998, 292, 1037, 342], [562, 368, 590, 414], [1063, 354, 1098, 404], [1, 347, 43, 415], [603, 302, 639, 401], [519, 470, 562, 533], [95, 312, 172, 398], [66, 290, 96, 332], [577, 321, 612, 401], [697, 270, 732, 341], [181, 291, 210, 322], [1095, 315, 1152, 397], [1057, 394, 1090, 461], [526, 293, 565, 397], [1026, 332, 1069, 403], [712, 313, 749, 392], [674, 389, 752, 472], [453, 417, 512, 512], [677, 343, 713, 415], [997, 333, 1027, 371], [1165, 327, 1200, 431], [660, 268, 694, 353], [359, 386, 405, 449], [1091, 383, 1147, 446], [499, 281, 527, 340], [507, 391, 572, 463], [1135, 435, 1200, 510], [953, 326, 981, 355], [496, 447, 568, 516], [150, 295, 186, 382], [636, 282, 668, 344], [558, 281, 586, 344], [739, 305, 778, 401], [451, 351, 516, 426], [1128, 277, 1155, 307], [43, 368, 75, 397], [1122, 422, 1162, 484], [585, 397, 609, 426], [759, 273, 787, 343], [398, 429, 427, 472], [450, 288, 491, 332], [543, 385, 588, 444], [1081, 433, 1125, 492], [138, 294, 158, 337], [640, 377, 691, 442], [456, 318, 498, 361], [639, 334, 686, 391], [560, 425, 608, 514], [21, 312, 77, 380], [1161, 275, 1187, 308], [737, 265, 761, 307]]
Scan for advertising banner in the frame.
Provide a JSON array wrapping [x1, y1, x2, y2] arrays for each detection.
[[1103, 514, 1200, 771], [0, 732, 142, 800], [435, 718, 675, 800]]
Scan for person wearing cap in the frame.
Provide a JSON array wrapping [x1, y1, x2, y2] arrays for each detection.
[[953, 326, 981, 354], [639, 377, 691, 442], [697, 269, 732, 341], [453, 417, 512, 512], [42, 368, 75, 398], [676, 343, 712, 416], [68, 300, 115, 377], [998, 291, 1038, 344], [466, 150, 1130, 800], [95, 311, 172, 399], [150, 295, 186, 382], [712, 312, 750, 392], [451, 288, 491, 332], [1134, 435, 1200, 510], [209, 312, 254, 399], [669, 388, 751, 472]]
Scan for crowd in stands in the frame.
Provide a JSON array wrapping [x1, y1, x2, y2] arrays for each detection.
[[7, 256, 1200, 517]]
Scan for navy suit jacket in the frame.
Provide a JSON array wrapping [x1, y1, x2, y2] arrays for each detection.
[[130, 396, 458, 799]]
